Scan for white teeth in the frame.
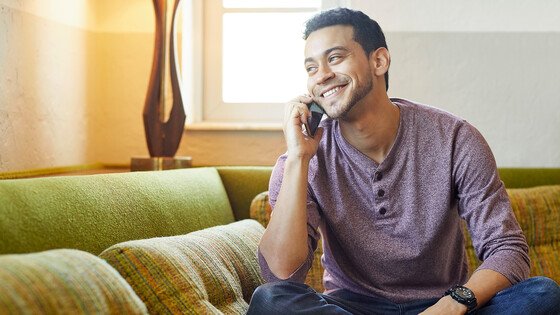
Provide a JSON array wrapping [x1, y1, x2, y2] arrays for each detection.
[[323, 86, 341, 97]]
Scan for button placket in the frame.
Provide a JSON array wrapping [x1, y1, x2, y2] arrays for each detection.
[[373, 171, 388, 216]]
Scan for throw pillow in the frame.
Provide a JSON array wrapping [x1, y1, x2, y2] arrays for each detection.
[[0, 249, 147, 314], [99, 219, 265, 314]]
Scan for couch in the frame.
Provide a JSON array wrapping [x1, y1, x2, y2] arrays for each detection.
[[0, 167, 559, 314]]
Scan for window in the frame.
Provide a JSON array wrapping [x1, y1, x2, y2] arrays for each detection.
[[183, 0, 347, 127]]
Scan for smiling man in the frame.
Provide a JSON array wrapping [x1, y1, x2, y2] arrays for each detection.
[[246, 8, 560, 315]]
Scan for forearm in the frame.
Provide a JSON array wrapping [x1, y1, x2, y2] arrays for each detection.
[[259, 156, 312, 279], [464, 268, 511, 309]]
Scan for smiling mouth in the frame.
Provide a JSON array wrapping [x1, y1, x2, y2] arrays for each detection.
[[322, 85, 346, 98]]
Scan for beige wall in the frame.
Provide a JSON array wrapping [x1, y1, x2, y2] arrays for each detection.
[[1, 0, 558, 172], [353, 0, 560, 167], [1, 1, 92, 171], [0, 0, 285, 172]]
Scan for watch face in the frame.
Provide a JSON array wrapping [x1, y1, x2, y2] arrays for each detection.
[[455, 287, 474, 299]]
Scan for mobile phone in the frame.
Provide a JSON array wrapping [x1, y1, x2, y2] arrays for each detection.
[[305, 101, 325, 138]]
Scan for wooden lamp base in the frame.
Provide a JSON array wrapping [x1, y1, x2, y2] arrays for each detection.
[[130, 156, 192, 172]]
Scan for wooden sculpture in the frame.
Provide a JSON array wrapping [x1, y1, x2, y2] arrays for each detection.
[[143, 0, 186, 157]]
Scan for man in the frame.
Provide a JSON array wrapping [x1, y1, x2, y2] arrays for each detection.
[[247, 7, 560, 315]]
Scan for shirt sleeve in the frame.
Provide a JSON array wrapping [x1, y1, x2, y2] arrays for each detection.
[[453, 122, 530, 284], [257, 154, 322, 284]]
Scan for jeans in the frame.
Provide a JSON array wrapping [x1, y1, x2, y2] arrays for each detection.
[[246, 277, 560, 315]]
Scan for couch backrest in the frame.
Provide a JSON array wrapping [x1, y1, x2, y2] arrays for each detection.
[[0, 168, 235, 255], [498, 168, 560, 188], [216, 166, 273, 221]]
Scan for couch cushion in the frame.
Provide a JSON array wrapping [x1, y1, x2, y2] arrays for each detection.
[[0, 249, 147, 315], [465, 186, 560, 282], [0, 167, 235, 255], [508, 185, 560, 282], [99, 219, 265, 314]]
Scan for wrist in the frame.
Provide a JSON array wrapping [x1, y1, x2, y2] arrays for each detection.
[[442, 295, 468, 314], [285, 155, 312, 168], [444, 285, 478, 314]]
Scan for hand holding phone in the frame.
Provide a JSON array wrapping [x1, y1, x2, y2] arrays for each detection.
[[304, 101, 325, 138]]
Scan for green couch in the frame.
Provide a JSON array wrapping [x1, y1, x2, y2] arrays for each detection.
[[0, 167, 271, 314], [0, 167, 558, 314]]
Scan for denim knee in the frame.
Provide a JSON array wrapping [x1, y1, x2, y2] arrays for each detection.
[[247, 282, 315, 314], [519, 276, 560, 313], [249, 282, 277, 305], [247, 283, 273, 314], [529, 277, 560, 301]]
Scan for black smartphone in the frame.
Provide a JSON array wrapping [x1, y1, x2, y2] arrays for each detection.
[[305, 101, 325, 138]]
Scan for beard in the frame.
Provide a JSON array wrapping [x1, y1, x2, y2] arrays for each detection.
[[326, 71, 374, 120]]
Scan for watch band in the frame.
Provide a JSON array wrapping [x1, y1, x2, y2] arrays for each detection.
[[444, 285, 477, 314]]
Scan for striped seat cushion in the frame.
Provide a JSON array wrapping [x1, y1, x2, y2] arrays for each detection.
[[0, 249, 147, 315], [507, 185, 560, 282], [99, 219, 265, 314], [466, 185, 560, 283]]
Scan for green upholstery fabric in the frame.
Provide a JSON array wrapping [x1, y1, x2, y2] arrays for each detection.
[[0, 249, 147, 315], [0, 168, 235, 255], [498, 168, 560, 188], [217, 166, 273, 221], [466, 185, 560, 283], [99, 219, 265, 315]]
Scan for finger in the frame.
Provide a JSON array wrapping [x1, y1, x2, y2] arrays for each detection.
[[286, 102, 310, 121], [294, 94, 313, 105], [314, 127, 325, 140], [295, 103, 310, 124], [285, 95, 313, 114]]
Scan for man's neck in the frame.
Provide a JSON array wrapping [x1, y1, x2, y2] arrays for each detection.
[[339, 95, 400, 164]]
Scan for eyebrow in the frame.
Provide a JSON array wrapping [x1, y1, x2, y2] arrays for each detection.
[[304, 46, 350, 64]]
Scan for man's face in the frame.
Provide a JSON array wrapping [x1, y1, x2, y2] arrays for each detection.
[[304, 25, 373, 119]]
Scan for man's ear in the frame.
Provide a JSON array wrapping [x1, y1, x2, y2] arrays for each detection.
[[369, 47, 390, 77]]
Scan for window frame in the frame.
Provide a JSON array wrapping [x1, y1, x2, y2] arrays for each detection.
[[184, 0, 348, 128]]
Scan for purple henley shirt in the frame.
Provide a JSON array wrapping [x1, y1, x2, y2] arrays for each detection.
[[259, 98, 530, 303]]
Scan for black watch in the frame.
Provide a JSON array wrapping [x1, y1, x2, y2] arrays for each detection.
[[444, 285, 477, 314]]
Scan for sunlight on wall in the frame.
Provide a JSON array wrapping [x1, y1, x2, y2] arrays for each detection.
[[2, 0, 90, 28], [0, 1, 90, 171]]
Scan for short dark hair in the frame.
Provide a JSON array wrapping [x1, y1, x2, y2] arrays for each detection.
[[304, 8, 389, 91]]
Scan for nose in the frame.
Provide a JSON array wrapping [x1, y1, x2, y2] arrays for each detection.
[[315, 64, 335, 85]]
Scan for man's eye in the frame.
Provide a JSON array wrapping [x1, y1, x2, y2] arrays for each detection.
[[306, 66, 317, 73], [329, 55, 342, 63]]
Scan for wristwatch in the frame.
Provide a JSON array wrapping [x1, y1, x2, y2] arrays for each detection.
[[444, 285, 477, 314]]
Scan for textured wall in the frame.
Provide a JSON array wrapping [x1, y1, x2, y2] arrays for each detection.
[[2, 0, 558, 172], [0, 1, 285, 172], [0, 2, 91, 171], [386, 31, 560, 167], [356, 0, 560, 167]]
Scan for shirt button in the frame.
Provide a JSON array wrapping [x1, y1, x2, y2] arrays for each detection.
[[379, 207, 387, 215], [378, 189, 385, 197], [376, 173, 383, 181]]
